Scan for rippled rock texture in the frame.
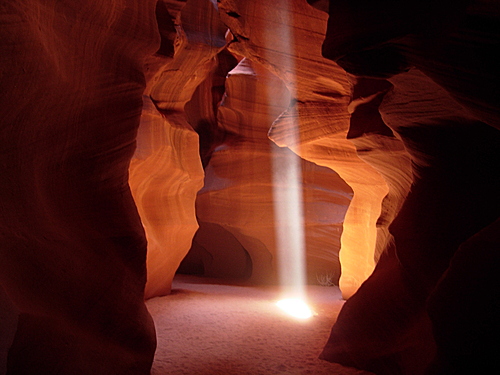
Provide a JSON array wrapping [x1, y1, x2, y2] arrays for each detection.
[[214, 0, 409, 298], [319, 0, 500, 374], [129, 0, 226, 299], [0, 0, 159, 373], [2, 0, 499, 374], [184, 59, 353, 285]]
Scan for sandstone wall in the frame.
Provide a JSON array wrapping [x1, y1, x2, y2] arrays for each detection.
[[320, 1, 500, 373], [2, 1, 498, 374], [1, 0, 160, 373]]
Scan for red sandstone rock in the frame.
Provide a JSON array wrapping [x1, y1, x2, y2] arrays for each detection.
[[185, 58, 352, 284], [218, 0, 408, 298], [320, 1, 500, 373], [130, 97, 204, 298], [1, 0, 158, 373], [2, 1, 499, 374], [129, 0, 227, 298]]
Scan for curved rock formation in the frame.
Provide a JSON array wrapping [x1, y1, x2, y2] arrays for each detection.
[[129, 0, 227, 298], [319, 1, 500, 373], [3, 1, 498, 374], [130, 96, 204, 299], [0, 0, 159, 373], [184, 58, 353, 284], [217, 0, 410, 298]]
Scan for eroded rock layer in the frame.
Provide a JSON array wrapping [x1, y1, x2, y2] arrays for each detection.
[[320, 1, 500, 373], [3, 1, 499, 374], [218, 0, 407, 298], [130, 97, 204, 298], [1, 0, 159, 373], [184, 59, 353, 284], [321, 69, 500, 375], [129, 0, 227, 298]]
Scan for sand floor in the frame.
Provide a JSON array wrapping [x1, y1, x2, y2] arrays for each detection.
[[146, 275, 374, 375]]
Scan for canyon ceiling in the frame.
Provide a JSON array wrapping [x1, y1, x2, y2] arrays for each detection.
[[1, 0, 499, 374]]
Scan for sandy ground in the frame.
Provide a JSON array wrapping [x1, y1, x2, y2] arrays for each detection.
[[146, 275, 374, 375]]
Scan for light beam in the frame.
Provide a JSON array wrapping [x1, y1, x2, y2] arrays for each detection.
[[269, 1, 312, 320], [276, 298, 313, 319]]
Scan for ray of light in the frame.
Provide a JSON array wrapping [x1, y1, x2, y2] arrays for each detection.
[[269, 1, 312, 319], [276, 298, 314, 319]]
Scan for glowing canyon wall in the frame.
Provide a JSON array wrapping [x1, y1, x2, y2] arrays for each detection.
[[1, 0, 499, 374], [318, 0, 500, 374]]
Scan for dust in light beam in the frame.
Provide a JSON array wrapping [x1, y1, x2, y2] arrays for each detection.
[[268, 1, 313, 320]]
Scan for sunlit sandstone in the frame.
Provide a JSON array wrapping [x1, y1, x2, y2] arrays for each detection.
[[217, 0, 409, 298], [190, 58, 352, 285], [2, 1, 498, 374], [129, 0, 226, 298]]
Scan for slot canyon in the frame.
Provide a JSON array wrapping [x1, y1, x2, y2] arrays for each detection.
[[1, 0, 499, 374]]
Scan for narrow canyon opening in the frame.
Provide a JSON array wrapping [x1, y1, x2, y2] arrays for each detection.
[[133, 2, 361, 371]]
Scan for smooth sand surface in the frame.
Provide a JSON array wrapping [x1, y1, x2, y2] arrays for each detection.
[[147, 275, 374, 375]]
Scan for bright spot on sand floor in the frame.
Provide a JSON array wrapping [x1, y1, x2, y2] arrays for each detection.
[[276, 298, 314, 319]]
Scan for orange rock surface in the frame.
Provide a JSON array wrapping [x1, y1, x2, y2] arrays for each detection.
[[319, 1, 500, 373], [2, 0, 499, 374], [1, 0, 159, 373], [217, 0, 411, 298], [129, 0, 227, 298], [185, 58, 352, 284]]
